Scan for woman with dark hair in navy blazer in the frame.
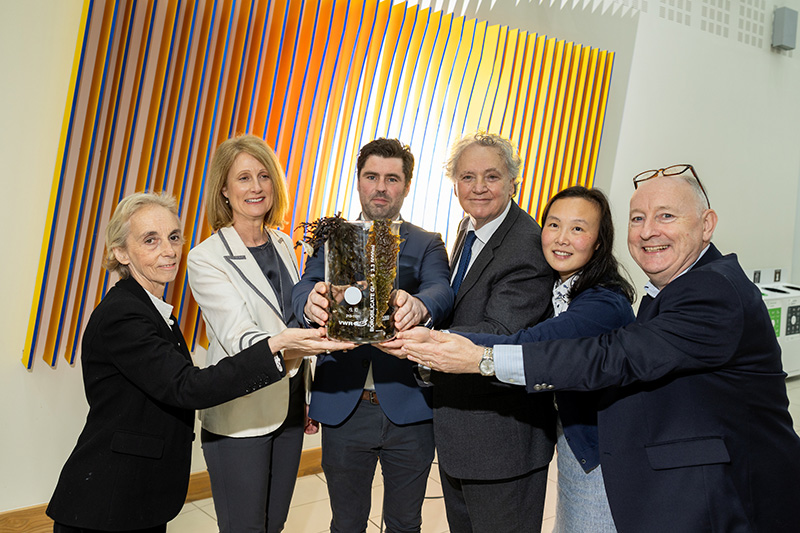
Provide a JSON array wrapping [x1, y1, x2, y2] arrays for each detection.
[[400, 186, 635, 531], [46, 192, 350, 533]]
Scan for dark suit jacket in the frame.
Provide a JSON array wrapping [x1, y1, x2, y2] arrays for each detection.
[[47, 277, 286, 530], [434, 201, 556, 480], [520, 244, 800, 532], [291, 221, 453, 426], [461, 286, 636, 472]]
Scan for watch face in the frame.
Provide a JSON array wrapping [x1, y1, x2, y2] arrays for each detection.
[[479, 358, 495, 376]]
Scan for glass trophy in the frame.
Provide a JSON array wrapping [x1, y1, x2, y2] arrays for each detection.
[[322, 219, 402, 343]]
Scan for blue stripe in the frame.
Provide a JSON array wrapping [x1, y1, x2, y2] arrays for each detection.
[[287, 0, 323, 235], [503, 32, 524, 138], [330, 0, 363, 215], [435, 18, 484, 236], [178, 0, 218, 212], [228, 0, 256, 138], [299, 0, 338, 231], [261, 0, 291, 139], [147, 0, 184, 186], [384, 5, 413, 134], [176, 0, 220, 324], [27, 0, 97, 368], [411, 14, 464, 227], [180, 0, 236, 323], [126, 1, 159, 193], [542, 39, 566, 199], [69, 0, 145, 365], [312, 0, 352, 223], [190, 305, 202, 352], [481, 24, 506, 130], [349, 2, 382, 213], [163, 0, 201, 208], [460, 22, 488, 134], [51, 0, 121, 367], [402, 10, 438, 222], [366, 4, 392, 142], [554, 44, 577, 188], [587, 52, 614, 186], [530, 36, 552, 217], [245, 0, 271, 133]]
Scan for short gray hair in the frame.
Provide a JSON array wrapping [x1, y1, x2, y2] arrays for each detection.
[[681, 175, 710, 215], [103, 192, 179, 278], [444, 132, 521, 194]]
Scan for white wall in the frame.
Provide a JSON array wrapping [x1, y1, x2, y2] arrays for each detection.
[[0, 0, 86, 513], [610, 8, 800, 290], [457, 0, 800, 290], [4, 0, 800, 514]]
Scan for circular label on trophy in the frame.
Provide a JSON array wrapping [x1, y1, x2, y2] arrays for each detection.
[[344, 286, 363, 305]]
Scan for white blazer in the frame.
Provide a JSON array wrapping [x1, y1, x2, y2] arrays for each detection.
[[187, 225, 301, 437]]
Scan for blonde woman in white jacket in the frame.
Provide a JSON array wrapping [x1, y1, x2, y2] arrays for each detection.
[[187, 135, 346, 533]]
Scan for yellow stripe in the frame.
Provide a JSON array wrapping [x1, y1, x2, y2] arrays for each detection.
[[23, 0, 93, 369]]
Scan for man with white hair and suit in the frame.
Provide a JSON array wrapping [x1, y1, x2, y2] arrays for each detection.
[[430, 132, 556, 532]]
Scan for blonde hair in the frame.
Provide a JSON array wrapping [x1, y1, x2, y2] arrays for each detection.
[[205, 135, 289, 231], [103, 192, 179, 278]]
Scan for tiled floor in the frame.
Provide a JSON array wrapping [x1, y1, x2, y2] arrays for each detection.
[[169, 377, 800, 533]]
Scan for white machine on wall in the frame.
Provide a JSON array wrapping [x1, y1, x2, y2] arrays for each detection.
[[746, 267, 800, 378]]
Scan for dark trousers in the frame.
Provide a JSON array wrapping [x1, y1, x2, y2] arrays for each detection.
[[201, 369, 305, 533], [53, 524, 165, 533], [440, 463, 549, 533], [321, 397, 435, 533]]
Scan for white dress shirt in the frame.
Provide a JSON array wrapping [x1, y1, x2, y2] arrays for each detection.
[[450, 200, 513, 284]]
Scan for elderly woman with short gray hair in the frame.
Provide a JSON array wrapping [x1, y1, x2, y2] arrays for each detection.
[[47, 192, 349, 533]]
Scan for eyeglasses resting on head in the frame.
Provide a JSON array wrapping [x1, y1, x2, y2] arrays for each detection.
[[632, 164, 710, 209]]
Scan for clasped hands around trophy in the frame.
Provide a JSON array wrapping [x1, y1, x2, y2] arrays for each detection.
[[303, 281, 477, 372], [303, 281, 431, 340]]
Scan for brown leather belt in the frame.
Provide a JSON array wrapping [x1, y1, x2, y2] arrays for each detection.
[[360, 390, 379, 405]]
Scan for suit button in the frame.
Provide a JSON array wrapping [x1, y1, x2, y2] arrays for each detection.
[[546, 384, 554, 390], [533, 384, 542, 391], [362, 359, 370, 369]]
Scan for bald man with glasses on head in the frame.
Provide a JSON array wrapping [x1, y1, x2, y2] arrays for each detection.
[[400, 164, 800, 532]]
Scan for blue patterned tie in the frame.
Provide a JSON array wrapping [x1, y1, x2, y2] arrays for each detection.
[[452, 230, 477, 295]]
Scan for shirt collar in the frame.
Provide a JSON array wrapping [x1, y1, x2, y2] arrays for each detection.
[[145, 290, 175, 327], [643, 244, 711, 298], [552, 274, 578, 316], [467, 200, 512, 244]]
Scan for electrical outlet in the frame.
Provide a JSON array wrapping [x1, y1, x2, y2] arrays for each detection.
[[754, 270, 761, 284], [774, 269, 782, 282]]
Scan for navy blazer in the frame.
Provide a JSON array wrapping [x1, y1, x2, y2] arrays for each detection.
[[459, 285, 635, 472], [291, 220, 452, 426], [518, 244, 800, 532], [47, 277, 286, 530]]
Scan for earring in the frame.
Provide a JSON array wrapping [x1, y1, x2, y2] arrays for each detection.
[[224, 197, 229, 204]]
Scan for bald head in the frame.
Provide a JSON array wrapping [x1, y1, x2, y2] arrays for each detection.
[[627, 176, 718, 289]]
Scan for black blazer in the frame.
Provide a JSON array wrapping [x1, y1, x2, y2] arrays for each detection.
[[521, 244, 800, 532], [434, 201, 556, 480], [46, 277, 286, 530]]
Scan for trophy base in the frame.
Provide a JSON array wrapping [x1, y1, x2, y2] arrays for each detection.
[[326, 330, 397, 345]]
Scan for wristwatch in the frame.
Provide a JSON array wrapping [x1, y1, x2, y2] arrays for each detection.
[[479, 346, 495, 376]]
